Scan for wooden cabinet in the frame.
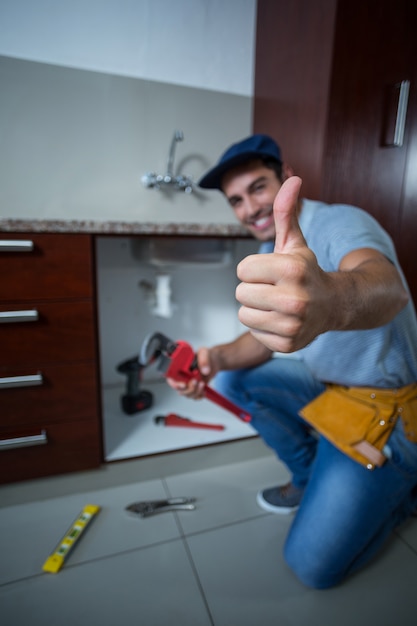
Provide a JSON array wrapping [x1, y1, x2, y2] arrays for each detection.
[[254, 0, 417, 303], [0, 234, 102, 484]]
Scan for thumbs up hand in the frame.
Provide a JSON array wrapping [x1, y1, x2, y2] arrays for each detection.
[[236, 176, 334, 353]]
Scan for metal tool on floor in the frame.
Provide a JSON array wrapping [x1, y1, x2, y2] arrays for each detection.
[[116, 356, 153, 415], [42, 504, 101, 573], [126, 497, 196, 518], [154, 413, 225, 431], [139, 332, 252, 423]]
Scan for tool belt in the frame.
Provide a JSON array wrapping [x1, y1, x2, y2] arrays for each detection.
[[300, 382, 417, 469]]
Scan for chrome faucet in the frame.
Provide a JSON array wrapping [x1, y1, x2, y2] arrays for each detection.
[[141, 130, 195, 194]]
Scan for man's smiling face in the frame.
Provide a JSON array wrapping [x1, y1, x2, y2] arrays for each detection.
[[221, 159, 282, 242]]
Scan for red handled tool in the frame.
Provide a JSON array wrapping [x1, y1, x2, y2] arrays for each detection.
[[140, 332, 252, 423], [155, 413, 225, 431]]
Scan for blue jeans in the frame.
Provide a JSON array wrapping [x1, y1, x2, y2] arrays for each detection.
[[214, 358, 417, 589]]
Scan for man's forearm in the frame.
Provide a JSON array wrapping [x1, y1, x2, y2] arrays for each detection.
[[334, 251, 409, 331], [211, 332, 272, 371]]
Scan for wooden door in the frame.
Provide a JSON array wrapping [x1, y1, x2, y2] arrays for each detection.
[[253, 0, 337, 200], [321, 0, 417, 301], [254, 0, 417, 302]]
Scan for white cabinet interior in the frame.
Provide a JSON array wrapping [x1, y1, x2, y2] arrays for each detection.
[[96, 235, 259, 461]]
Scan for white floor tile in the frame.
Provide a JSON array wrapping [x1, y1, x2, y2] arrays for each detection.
[[165, 455, 290, 534], [0, 479, 181, 585], [396, 516, 417, 552], [187, 515, 417, 626], [278, 537, 417, 626], [0, 540, 212, 626], [2, 449, 417, 626], [0, 438, 268, 508], [186, 515, 302, 626]]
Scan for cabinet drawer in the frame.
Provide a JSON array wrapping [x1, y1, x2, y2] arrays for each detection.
[[0, 300, 97, 366], [0, 419, 102, 484], [0, 362, 100, 426], [0, 233, 94, 301]]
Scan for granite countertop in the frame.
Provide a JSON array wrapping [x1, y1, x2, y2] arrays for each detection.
[[0, 219, 249, 237]]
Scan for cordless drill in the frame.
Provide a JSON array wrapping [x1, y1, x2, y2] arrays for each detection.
[[116, 356, 153, 415]]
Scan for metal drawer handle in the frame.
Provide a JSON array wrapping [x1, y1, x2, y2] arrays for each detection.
[[0, 310, 39, 323], [0, 430, 48, 451], [0, 373, 43, 389], [0, 240, 34, 252]]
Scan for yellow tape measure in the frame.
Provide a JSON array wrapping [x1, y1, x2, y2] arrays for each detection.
[[42, 504, 100, 573]]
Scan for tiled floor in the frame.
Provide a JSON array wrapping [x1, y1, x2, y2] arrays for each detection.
[[2, 440, 417, 626]]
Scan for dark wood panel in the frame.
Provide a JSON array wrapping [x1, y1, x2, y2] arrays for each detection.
[[0, 419, 102, 484], [0, 231, 103, 483], [0, 362, 100, 426], [320, 0, 417, 303], [321, 0, 415, 240], [0, 233, 94, 301], [0, 300, 97, 366], [254, 0, 417, 304], [253, 0, 337, 199]]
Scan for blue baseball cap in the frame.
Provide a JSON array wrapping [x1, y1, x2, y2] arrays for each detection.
[[198, 134, 282, 190]]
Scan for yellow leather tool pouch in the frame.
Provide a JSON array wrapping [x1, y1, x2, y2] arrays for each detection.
[[300, 383, 417, 469], [400, 392, 417, 442]]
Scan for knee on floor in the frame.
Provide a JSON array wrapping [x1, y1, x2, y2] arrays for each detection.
[[283, 540, 343, 590]]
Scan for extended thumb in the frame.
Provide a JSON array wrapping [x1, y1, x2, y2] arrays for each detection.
[[273, 176, 305, 253]]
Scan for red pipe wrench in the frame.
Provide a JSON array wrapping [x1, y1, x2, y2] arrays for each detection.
[[155, 413, 225, 431], [140, 332, 252, 423]]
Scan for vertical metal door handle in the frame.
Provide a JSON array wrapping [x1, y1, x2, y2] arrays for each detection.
[[393, 80, 410, 147], [0, 240, 34, 252]]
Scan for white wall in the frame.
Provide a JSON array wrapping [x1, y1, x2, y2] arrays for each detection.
[[0, 0, 257, 223], [0, 0, 256, 96], [0, 57, 252, 223]]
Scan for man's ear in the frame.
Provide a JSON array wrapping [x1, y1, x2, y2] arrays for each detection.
[[281, 163, 295, 181]]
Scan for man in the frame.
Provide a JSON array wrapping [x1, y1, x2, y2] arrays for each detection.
[[168, 134, 417, 588]]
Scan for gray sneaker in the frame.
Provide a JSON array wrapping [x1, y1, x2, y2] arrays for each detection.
[[257, 482, 304, 514]]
